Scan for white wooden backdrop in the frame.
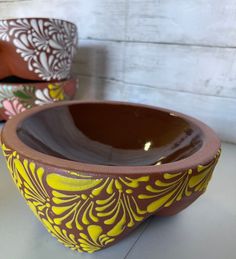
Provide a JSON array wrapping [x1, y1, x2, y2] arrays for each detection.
[[0, 0, 236, 143]]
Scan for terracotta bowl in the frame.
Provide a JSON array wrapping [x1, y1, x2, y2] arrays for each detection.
[[0, 79, 77, 120], [0, 18, 78, 81], [1, 101, 221, 253]]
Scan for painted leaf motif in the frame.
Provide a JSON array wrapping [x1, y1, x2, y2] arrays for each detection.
[[2, 98, 26, 118], [1, 144, 220, 253], [46, 173, 103, 192], [34, 88, 53, 105], [4, 18, 78, 80], [0, 85, 23, 107], [0, 20, 10, 41], [48, 83, 65, 100], [12, 85, 36, 108], [14, 90, 32, 99]]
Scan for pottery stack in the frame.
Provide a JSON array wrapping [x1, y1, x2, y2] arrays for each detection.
[[0, 18, 78, 120]]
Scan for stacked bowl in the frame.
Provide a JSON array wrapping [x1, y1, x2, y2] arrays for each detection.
[[0, 17, 222, 254], [0, 17, 78, 120]]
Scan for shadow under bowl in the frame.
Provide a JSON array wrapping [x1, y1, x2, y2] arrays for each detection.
[[1, 101, 221, 253]]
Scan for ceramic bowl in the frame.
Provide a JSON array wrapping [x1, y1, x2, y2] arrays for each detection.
[[1, 101, 221, 253], [0, 79, 77, 120], [0, 18, 78, 81]]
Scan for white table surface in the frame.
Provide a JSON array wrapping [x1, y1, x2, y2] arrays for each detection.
[[0, 141, 235, 259]]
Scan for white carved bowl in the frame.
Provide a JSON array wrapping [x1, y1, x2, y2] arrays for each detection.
[[0, 18, 78, 81]]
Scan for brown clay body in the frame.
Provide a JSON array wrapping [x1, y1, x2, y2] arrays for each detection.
[[1, 101, 221, 253], [0, 18, 78, 81]]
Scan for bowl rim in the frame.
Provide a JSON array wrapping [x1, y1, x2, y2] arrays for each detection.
[[1, 100, 221, 175], [0, 17, 77, 27]]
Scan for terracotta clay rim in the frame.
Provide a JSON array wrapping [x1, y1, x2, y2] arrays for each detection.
[[1, 100, 221, 175], [0, 17, 76, 27]]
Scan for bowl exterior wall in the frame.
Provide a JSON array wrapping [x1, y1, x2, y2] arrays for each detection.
[[0, 79, 77, 120], [1, 143, 220, 253], [0, 18, 78, 81]]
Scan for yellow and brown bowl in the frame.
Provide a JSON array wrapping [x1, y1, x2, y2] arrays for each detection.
[[1, 101, 221, 253]]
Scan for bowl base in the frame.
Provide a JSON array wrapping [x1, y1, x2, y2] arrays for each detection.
[[154, 192, 202, 216]]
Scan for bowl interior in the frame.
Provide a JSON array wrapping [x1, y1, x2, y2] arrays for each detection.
[[16, 102, 203, 166]]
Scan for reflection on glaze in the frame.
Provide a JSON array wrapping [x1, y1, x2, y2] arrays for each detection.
[[144, 141, 152, 151], [17, 103, 203, 166]]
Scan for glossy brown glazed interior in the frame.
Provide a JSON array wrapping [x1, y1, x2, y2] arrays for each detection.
[[16, 103, 203, 166]]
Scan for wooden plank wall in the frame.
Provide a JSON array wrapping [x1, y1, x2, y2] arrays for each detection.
[[0, 0, 236, 143]]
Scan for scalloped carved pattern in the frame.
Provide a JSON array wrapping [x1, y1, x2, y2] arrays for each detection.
[[0, 19, 78, 80]]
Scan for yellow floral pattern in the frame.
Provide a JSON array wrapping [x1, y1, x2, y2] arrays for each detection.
[[2, 144, 220, 253], [48, 83, 65, 100]]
